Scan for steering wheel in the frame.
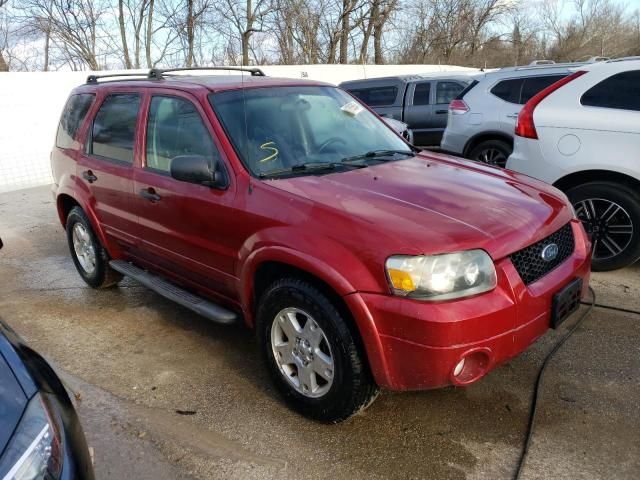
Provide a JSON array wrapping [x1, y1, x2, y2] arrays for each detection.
[[318, 137, 347, 153]]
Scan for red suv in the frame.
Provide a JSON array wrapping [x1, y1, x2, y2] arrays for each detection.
[[52, 68, 591, 423]]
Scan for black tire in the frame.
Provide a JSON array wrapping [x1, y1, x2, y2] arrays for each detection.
[[468, 139, 512, 167], [66, 207, 122, 288], [256, 277, 379, 423], [566, 181, 640, 271]]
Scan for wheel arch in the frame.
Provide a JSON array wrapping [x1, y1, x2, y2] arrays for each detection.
[[463, 131, 514, 158], [243, 252, 391, 388], [553, 169, 640, 194]]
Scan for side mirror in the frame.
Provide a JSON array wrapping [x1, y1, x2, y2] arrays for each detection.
[[170, 155, 228, 189]]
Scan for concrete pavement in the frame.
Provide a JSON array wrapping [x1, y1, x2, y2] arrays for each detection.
[[0, 185, 638, 479]]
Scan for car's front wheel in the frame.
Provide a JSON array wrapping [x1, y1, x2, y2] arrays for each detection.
[[567, 181, 640, 271], [66, 207, 122, 288], [257, 277, 379, 423]]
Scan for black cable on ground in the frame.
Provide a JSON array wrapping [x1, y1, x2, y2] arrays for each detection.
[[580, 301, 640, 316], [514, 286, 596, 480]]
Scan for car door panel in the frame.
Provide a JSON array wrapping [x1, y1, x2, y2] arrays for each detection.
[[133, 91, 239, 301], [403, 81, 435, 145], [77, 92, 141, 251]]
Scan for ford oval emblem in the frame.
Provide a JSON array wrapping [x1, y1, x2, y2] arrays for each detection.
[[541, 243, 559, 262]]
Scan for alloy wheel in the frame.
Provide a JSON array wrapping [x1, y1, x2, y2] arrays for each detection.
[[475, 148, 507, 167], [574, 198, 634, 261], [271, 307, 334, 398], [72, 223, 97, 275]]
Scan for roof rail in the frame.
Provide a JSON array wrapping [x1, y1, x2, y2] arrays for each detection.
[[529, 59, 555, 65], [148, 67, 266, 79], [86, 72, 151, 84], [608, 56, 640, 63]]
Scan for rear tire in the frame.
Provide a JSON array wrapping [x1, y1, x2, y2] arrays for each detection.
[[566, 181, 640, 271], [66, 207, 122, 288], [256, 277, 379, 423], [468, 139, 512, 167]]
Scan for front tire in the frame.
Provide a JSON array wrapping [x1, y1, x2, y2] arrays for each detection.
[[66, 207, 122, 288], [257, 277, 379, 423], [567, 181, 640, 271]]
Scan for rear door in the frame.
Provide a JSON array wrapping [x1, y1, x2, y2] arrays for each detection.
[[77, 91, 142, 252], [403, 81, 434, 145], [132, 90, 239, 300]]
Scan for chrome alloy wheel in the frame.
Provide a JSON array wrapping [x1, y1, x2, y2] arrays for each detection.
[[476, 148, 507, 167], [72, 223, 97, 275], [574, 198, 634, 261], [271, 307, 334, 398]]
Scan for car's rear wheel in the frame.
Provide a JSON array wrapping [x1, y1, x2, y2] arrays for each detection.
[[66, 207, 122, 288], [468, 139, 512, 167], [567, 182, 640, 271], [257, 277, 379, 423]]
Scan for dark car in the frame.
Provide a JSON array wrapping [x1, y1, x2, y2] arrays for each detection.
[[339, 74, 471, 146], [0, 239, 94, 480]]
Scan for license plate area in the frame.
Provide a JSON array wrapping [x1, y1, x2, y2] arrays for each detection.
[[551, 278, 583, 329]]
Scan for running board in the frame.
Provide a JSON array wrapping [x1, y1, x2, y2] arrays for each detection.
[[109, 260, 237, 325]]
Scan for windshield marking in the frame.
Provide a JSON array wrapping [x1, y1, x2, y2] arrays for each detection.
[[259, 141, 279, 163]]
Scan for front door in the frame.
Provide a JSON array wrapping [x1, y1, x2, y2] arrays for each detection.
[[77, 92, 142, 252], [132, 92, 238, 301]]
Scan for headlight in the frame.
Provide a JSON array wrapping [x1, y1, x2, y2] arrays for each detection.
[[0, 394, 62, 480], [385, 250, 497, 300]]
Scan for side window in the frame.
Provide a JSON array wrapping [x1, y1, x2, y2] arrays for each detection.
[[146, 96, 219, 172], [490, 78, 524, 104], [581, 71, 640, 112], [520, 75, 566, 104], [348, 86, 397, 107], [90, 94, 140, 163], [436, 82, 464, 104], [56, 94, 95, 149], [413, 82, 431, 106]]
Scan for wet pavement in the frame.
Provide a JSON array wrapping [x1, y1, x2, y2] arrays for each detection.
[[0, 185, 638, 480]]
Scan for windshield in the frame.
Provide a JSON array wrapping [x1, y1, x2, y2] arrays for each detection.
[[208, 86, 412, 177]]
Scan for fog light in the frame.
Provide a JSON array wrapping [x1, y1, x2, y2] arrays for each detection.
[[453, 358, 465, 377]]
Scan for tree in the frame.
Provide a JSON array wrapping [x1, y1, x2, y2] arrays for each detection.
[[0, 0, 9, 71]]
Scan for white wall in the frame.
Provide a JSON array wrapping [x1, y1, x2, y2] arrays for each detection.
[[0, 64, 477, 193]]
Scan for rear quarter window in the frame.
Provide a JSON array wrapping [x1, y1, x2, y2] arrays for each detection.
[[56, 94, 95, 149], [490, 78, 524, 104], [520, 75, 567, 104], [581, 71, 640, 111], [347, 86, 398, 107]]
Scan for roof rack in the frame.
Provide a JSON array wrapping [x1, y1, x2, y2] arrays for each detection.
[[608, 56, 640, 63], [86, 66, 267, 85], [86, 72, 151, 84], [149, 67, 266, 79]]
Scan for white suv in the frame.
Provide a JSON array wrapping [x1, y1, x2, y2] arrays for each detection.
[[507, 59, 640, 271]]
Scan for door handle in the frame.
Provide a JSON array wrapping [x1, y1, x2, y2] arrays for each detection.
[[139, 188, 161, 203], [435, 109, 448, 114], [82, 170, 97, 183], [506, 113, 519, 119]]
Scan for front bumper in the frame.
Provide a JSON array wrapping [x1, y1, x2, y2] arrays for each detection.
[[351, 220, 591, 391]]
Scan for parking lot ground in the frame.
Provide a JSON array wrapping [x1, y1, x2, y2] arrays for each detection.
[[0, 185, 638, 480]]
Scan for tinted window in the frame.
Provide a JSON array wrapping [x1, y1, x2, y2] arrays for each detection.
[[348, 86, 398, 106], [56, 94, 95, 149], [520, 75, 566, 104], [436, 81, 464, 104], [90, 94, 140, 163], [146, 96, 219, 172], [413, 82, 431, 105], [490, 78, 524, 104], [581, 71, 640, 111]]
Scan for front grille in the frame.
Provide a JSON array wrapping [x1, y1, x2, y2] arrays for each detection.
[[509, 223, 575, 285]]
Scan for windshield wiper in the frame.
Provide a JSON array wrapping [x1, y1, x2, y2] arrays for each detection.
[[340, 149, 415, 164], [258, 161, 365, 179]]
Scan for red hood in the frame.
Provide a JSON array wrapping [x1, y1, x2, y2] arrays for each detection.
[[267, 153, 572, 260]]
